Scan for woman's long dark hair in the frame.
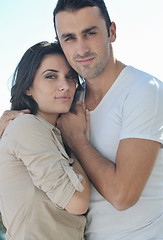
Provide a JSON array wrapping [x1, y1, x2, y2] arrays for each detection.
[[10, 41, 66, 114]]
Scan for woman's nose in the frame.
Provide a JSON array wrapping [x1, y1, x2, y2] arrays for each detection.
[[58, 78, 69, 91]]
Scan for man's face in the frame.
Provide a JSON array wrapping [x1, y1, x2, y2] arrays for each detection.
[[55, 6, 110, 80]]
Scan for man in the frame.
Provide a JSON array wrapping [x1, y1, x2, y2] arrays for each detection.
[[54, 0, 163, 239], [1, 0, 163, 239]]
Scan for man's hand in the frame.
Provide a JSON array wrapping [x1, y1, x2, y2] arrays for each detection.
[[57, 102, 90, 147], [0, 109, 30, 137]]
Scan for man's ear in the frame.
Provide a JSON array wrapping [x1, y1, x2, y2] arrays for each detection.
[[25, 88, 32, 96], [55, 36, 59, 43], [109, 22, 116, 43]]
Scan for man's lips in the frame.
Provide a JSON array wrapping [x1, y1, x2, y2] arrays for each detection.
[[76, 57, 94, 65]]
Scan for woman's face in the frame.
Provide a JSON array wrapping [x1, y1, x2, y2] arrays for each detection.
[[26, 54, 77, 125]]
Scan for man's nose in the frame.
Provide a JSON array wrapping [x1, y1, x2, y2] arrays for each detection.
[[76, 39, 89, 57]]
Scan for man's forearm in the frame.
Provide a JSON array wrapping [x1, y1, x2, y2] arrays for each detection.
[[69, 135, 160, 211], [57, 105, 159, 211], [69, 134, 119, 207]]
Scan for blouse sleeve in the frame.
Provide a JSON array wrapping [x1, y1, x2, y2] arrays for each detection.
[[4, 114, 84, 209]]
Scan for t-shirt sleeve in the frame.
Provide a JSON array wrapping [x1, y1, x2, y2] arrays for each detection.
[[4, 115, 84, 209], [120, 77, 163, 144]]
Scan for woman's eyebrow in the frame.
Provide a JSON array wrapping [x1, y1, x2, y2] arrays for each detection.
[[42, 69, 58, 74]]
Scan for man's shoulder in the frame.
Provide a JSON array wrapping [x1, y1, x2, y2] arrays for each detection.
[[126, 66, 154, 80], [126, 66, 163, 91]]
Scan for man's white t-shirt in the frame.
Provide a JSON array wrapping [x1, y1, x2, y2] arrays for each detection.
[[85, 66, 163, 240]]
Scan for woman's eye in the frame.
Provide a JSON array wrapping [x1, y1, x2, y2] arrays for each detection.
[[46, 75, 56, 79], [66, 75, 73, 81], [67, 75, 73, 79], [66, 75, 78, 82]]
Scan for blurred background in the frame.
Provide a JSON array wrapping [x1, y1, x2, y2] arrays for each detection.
[[0, 0, 163, 238], [0, 0, 163, 117]]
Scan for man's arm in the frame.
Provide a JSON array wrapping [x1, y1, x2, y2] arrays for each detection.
[[57, 103, 160, 211], [0, 109, 30, 137]]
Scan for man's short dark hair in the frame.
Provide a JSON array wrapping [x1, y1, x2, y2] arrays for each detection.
[[53, 0, 111, 37]]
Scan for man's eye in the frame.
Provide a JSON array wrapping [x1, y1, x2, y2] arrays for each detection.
[[89, 31, 96, 35], [87, 32, 96, 36], [65, 36, 75, 42], [83, 32, 96, 38]]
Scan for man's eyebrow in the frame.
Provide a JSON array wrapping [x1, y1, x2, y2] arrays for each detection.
[[81, 26, 98, 34], [61, 33, 75, 39], [61, 26, 98, 39], [42, 69, 58, 74]]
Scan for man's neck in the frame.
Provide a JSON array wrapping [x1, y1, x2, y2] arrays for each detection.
[[85, 59, 126, 111]]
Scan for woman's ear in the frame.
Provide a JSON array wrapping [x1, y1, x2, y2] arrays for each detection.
[[25, 88, 32, 96]]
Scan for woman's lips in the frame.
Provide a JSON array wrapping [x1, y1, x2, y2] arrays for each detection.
[[55, 96, 71, 101]]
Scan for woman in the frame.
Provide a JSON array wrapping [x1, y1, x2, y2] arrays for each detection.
[[0, 41, 90, 240]]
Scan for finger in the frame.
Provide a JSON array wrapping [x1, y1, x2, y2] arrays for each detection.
[[75, 102, 85, 116], [86, 109, 90, 123], [1, 111, 19, 121], [1, 110, 30, 121], [21, 109, 30, 113], [85, 109, 90, 140], [0, 120, 10, 138]]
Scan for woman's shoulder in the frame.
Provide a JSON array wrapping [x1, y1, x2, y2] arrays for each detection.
[[9, 114, 38, 127], [4, 114, 42, 136]]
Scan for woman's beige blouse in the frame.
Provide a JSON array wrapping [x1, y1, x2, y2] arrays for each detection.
[[0, 114, 86, 240]]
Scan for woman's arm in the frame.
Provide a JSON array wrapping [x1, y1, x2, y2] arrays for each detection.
[[65, 153, 90, 214], [4, 114, 89, 215]]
